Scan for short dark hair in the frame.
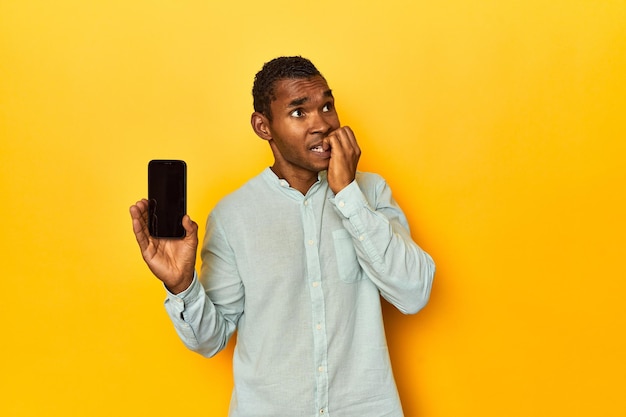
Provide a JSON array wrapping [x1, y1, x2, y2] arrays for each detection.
[[252, 56, 323, 121]]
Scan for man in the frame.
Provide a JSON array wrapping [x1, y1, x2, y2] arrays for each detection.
[[130, 56, 435, 416]]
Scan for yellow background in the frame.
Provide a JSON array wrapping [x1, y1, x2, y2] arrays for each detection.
[[1, 0, 625, 416]]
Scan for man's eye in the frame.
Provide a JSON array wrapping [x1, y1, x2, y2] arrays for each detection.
[[322, 103, 334, 112], [290, 109, 304, 118]]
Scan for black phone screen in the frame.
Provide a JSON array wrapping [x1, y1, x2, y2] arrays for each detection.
[[148, 160, 187, 238]]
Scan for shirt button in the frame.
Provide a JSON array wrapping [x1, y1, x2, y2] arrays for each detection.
[[359, 235, 365, 241], [316, 323, 322, 330], [318, 366, 324, 372], [320, 409, 325, 414], [304, 200, 309, 206], [308, 239, 314, 245], [338, 201, 345, 207], [312, 281, 320, 288]]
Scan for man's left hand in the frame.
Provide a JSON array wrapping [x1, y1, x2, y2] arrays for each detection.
[[325, 126, 361, 194]]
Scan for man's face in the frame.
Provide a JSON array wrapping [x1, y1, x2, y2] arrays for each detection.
[[265, 75, 341, 179]]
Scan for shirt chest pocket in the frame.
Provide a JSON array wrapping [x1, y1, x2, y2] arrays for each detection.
[[332, 228, 364, 283]]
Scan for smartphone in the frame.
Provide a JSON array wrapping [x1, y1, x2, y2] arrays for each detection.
[[148, 160, 187, 238]]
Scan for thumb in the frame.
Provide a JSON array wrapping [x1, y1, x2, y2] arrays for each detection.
[[182, 215, 199, 237]]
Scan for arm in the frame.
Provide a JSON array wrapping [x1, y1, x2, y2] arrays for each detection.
[[163, 213, 244, 357], [324, 127, 434, 314], [331, 176, 435, 314], [130, 199, 242, 357]]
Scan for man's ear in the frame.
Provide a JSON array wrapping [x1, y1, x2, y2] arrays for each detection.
[[251, 112, 272, 140]]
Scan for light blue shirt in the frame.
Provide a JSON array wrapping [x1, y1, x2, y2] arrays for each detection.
[[164, 168, 435, 417]]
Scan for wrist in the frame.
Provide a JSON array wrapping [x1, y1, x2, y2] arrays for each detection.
[[165, 274, 194, 295]]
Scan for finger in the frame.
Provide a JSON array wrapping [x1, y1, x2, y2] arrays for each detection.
[[330, 127, 348, 147], [130, 199, 149, 224], [130, 203, 145, 231], [130, 201, 151, 252], [336, 126, 360, 154], [329, 129, 359, 161], [327, 132, 342, 152]]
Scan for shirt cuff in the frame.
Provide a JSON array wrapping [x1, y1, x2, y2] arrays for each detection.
[[330, 180, 368, 218], [164, 271, 202, 307]]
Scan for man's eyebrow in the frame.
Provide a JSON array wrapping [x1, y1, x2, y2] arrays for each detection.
[[288, 97, 309, 108], [287, 89, 334, 108]]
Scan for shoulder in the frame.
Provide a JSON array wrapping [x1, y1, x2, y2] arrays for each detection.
[[355, 171, 388, 196], [353, 171, 399, 210], [355, 171, 385, 187], [211, 170, 267, 215]]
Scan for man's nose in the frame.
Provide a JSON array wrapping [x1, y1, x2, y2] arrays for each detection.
[[309, 111, 333, 135]]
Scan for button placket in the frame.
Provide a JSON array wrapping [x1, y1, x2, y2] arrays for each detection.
[[300, 195, 329, 415]]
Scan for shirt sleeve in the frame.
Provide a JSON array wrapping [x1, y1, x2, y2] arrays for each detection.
[[329, 175, 435, 314], [162, 212, 244, 357]]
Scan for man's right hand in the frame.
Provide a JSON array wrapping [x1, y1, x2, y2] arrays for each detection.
[[129, 199, 199, 294]]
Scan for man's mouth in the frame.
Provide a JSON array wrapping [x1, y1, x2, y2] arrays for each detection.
[[310, 140, 331, 153]]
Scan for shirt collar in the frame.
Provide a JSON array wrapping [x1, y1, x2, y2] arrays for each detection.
[[261, 167, 328, 199]]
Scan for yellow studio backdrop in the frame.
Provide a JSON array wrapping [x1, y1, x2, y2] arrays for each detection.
[[1, 0, 625, 416]]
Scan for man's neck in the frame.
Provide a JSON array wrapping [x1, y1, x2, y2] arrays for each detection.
[[270, 165, 319, 195]]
